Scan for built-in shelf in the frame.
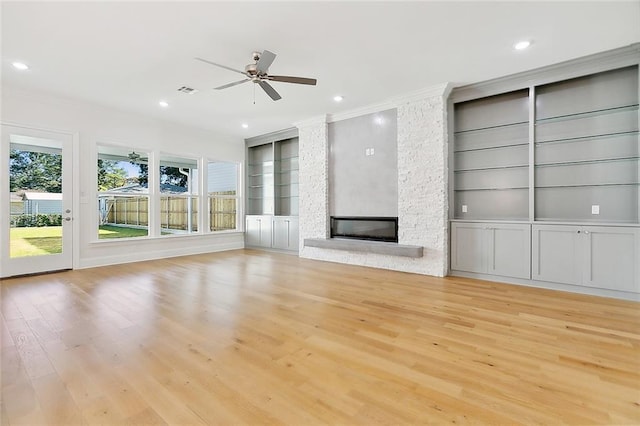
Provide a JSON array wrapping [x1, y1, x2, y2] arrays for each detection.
[[535, 104, 639, 124], [304, 238, 423, 258]]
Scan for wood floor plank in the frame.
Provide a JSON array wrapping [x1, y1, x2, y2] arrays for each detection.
[[1, 249, 639, 424]]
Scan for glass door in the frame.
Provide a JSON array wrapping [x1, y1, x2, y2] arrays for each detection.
[[1, 125, 73, 277]]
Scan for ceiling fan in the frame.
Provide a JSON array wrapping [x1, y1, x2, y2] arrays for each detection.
[[195, 50, 317, 101]]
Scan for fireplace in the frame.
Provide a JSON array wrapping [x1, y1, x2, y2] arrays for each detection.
[[330, 216, 398, 243]]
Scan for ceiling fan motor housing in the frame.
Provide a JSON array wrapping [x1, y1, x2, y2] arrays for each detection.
[[245, 63, 259, 76]]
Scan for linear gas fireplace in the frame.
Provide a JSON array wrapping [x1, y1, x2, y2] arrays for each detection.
[[330, 216, 398, 243]]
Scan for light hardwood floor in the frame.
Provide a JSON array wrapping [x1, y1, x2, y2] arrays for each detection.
[[1, 249, 639, 425]]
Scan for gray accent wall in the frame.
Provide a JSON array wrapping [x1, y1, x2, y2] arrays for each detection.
[[328, 109, 398, 217]]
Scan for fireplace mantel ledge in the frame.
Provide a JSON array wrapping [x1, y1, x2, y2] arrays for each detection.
[[304, 238, 423, 258]]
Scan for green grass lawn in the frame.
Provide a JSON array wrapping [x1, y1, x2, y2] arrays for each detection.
[[10, 226, 63, 257], [98, 225, 148, 239], [9, 225, 149, 257]]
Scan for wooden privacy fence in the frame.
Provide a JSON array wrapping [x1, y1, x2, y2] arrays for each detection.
[[101, 192, 236, 232]]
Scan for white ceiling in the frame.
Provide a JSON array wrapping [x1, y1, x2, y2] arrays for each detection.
[[2, 1, 639, 140]]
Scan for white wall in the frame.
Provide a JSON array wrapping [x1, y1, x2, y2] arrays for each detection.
[[2, 86, 245, 269], [297, 84, 451, 276]]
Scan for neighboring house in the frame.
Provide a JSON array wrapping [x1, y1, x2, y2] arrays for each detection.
[[12, 192, 63, 215], [10, 192, 24, 215]]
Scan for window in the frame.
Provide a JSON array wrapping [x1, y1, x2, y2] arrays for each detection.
[[159, 154, 198, 235], [207, 161, 239, 232], [97, 146, 149, 239]]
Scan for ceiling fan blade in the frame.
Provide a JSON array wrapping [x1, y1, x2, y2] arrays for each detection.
[[268, 75, 317, 85], [214, 79, 250, 90], [258, 81, 282, 101], [256, 50, 276, 74], [194, 57, 246, 75]]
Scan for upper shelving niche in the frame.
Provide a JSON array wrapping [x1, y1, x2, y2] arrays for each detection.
[[453, 89, 530, 220], [534, 66, 639, 223]]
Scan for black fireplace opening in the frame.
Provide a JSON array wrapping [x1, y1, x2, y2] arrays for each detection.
[[330, 216, 398, 243]]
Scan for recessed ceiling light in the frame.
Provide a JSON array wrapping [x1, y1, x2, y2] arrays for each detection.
[[12, 62, 29, 71], [333, 95, 344, 102], [241, 123, 249, 129], [514, 40, 531, 51], [158, 100, 169, 108]]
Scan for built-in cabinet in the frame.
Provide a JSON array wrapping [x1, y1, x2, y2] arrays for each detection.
[[245, 130, 299, 252], [532, 225, 640, 293], [449, 47, 640, 299], [451, 222, 531, 279]]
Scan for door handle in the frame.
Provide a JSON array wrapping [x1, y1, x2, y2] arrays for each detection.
[[64, 217, 72, 221]]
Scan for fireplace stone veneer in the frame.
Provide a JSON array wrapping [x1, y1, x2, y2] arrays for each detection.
[[296, 83, 451, 276]]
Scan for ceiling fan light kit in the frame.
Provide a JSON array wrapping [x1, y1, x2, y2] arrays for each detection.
[[195, 50, 317, 101]]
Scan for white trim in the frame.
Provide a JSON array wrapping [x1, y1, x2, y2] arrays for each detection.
[[450, 270, 640, 302], [327, 102, 396, 123], [72, 132, 80, 271], [322, 83, 453, 124], [451, 43, 640, 103], [294, 114, 328, 128], [245, 127, 298, 147], [79, 235, 244, 269]]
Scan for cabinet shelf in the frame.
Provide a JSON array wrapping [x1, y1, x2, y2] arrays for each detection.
[[455, 187, 529, 191], [535, 183, 639, 189], [535, 156, 640, 168], [535, 130, 639, 146], [454, 142, 528, 154], [534, 130, 639, 147], [248, 136, 299, 217], [453, 120, 528, 135], [535, 104, 639, 124], [454, 164, 528, 173]]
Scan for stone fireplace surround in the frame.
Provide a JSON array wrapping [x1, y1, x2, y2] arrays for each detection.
[[295, 83, 451, 277]]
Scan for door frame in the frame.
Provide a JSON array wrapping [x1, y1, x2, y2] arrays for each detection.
[[1, 122, 80, 278]]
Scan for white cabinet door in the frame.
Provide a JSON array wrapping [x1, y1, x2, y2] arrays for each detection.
[[272, 216, 299, 251], [532, 225, 582, 285], [583, 226, 640, 293], [246, 215, 272, 248], [451, 222, 486, 273], [487, 224, 531, 279]]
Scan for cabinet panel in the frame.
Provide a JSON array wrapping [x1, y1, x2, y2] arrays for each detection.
[[532, 225, 582, 285], [246, 215, 272, 248], [272, 217, 299, 251], [487, 224, 531, 279], [584, 227, 640, 292], [451, 223, 485, 273]]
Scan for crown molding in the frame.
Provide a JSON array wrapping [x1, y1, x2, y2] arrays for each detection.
[[326, 102, 396, 123], [451, 43, 640, 103], [390, 82, 453, 105], [245, 127, 298, 147], [294, 114, 328, 128], [324, 82, 452, 123]]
